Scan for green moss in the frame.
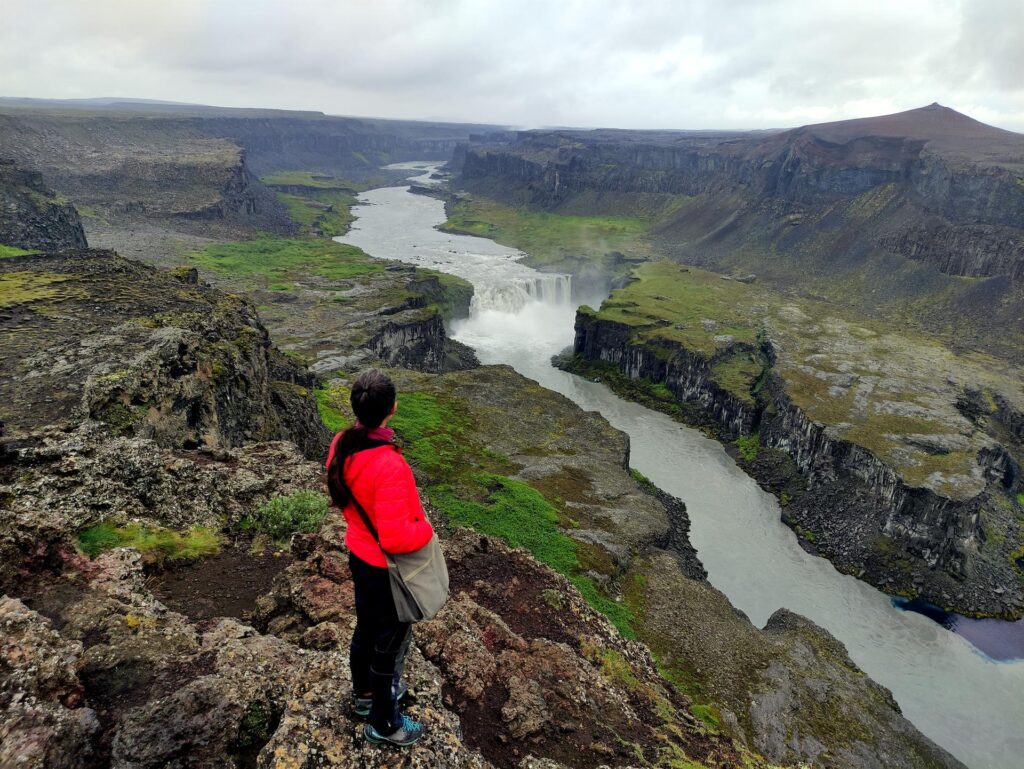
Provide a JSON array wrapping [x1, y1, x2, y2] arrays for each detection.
[[316, 385, 351, 433], [570, 575, 636, 638], [593, 262, 761, 356], [77, 523, 220, 561], [0, 244, 37, 258], [260, 170, 353, 189], [711, 351, 764, 405], [441, 195, 653, 271], [187, 238, 382, 289], [689, 703, 721, 732], [431, 475, 578, 574], [734, 434, 760, 462], [430, 473, 636, 637], [232, 700, 275, 751], [390, 391, 473, 477], [587, 646, 642, 691], [629, 467, 658, 493], [0, 271, 81, 308], [95, 402, 140, 434], [276, 190, 357, 237]]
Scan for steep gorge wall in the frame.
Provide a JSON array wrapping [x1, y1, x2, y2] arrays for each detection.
[[458, 115, 1024, 285], [569, 311, 1023, 618], [201, 116, 467, 177], [0, 159, 87, 250]]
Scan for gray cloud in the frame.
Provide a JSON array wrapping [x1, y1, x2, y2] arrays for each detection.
[[2, 0, 1022, 132]]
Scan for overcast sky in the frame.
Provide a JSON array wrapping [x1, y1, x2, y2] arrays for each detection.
[[3, 0, 1022, 132]]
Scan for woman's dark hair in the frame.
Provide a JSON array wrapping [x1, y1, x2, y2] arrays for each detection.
[[326, 369, 397, 507]]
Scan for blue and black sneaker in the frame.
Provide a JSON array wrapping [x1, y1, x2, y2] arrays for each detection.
[[363, 713, 425, 747], [352, 680, 409, 718]]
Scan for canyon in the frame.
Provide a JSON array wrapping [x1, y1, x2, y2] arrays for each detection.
[[2, 101, 1021, 769]]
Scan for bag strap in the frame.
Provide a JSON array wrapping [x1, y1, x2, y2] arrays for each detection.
[[344, 438, 394, 556]]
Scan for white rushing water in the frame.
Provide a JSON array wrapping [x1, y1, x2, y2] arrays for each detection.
[[339, 163, 1024, 769]]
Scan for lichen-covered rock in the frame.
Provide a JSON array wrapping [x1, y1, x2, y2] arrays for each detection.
[[0, 422, 323, 594], [0, 597, 100, 769], [0, 249, 329, 457], [257, 521, 753, 769]]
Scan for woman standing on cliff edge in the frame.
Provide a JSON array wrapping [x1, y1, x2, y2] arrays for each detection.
[[325, 369, 433, 747]]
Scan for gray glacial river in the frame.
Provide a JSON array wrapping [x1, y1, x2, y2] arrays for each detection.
[[338, 162, 1024, 769]]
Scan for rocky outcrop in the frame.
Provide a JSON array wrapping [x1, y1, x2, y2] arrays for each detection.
[[878, 223, 1024, 280], [0, 424, 322, 591], [0, 158, 87, 251], [297, 268, 478, 377], [567, 310, 1024, 618], [635, 552, 963, 769], [0, 250, 329, 457], [368, 311, 478, 373], [572, 308, 760, 438], [0, 597, 100, 769]]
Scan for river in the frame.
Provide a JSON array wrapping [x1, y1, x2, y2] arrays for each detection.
[[338, 162, 1024, 769]]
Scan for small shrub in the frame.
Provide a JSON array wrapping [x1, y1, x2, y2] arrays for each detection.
[[734, 433, 760, 462], [245, 491, 329, 540]]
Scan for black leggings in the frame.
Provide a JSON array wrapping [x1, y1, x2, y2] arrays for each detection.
[[349, 552, 412, 734]]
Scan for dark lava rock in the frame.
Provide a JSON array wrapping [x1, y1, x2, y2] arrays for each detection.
[[0, 158, 87, 251]]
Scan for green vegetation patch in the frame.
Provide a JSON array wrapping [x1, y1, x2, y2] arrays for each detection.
[[431, 474, 636, 637], [0, 244, 37, 258], [0, 271, 83, 308], [433, 474, 578, 573], [441, 195, 652, 271], [242, 490, 330, 541], [734, 434, 760, 462], [711, 350, 765, 405], [276, 190, 358, 238], [188, 238, 382, 289], [316, 384, 351, 434], [77, 523, 220, 561], [261, 170, 353, 189], [594, 262, 762, 355]]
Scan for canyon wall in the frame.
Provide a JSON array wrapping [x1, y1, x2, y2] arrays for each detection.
[[459, 105, 1024, 362], [569, 310, 1024, 618], [0, 159, 87, 251]]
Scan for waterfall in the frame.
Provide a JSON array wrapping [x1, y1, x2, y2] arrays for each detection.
[[470, 273, 572, 315]]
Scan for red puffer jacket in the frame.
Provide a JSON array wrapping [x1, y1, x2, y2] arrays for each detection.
[[326, 432, 434, 567]]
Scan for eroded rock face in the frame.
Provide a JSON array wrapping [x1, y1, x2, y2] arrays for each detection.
[[0, 250, 329, 457], [0, 423, 323, 592], [0, 158, 87, 251], [0, 597, 99, 769]]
